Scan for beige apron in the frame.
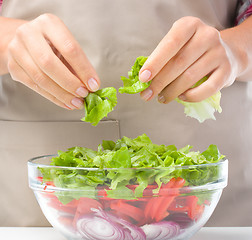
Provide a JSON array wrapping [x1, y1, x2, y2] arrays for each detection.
[[1, 0, 252, 227]]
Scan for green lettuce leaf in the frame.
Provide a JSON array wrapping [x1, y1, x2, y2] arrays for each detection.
[[119, 56, 150, 94], [106, 184, 136, 200], [82, 87, 117, 126], [176, 76, 222, 123]]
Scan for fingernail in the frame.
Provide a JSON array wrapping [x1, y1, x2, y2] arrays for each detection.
[[71, 98, 84, 109], [88, 78, 99, 92], [141, 89, 153, 101], [158, 95, 166, 104], [178, 94, 186, 101], [64, 104, 73, 110], [139, 70, 151, 82], [76, 86, 89, 98]]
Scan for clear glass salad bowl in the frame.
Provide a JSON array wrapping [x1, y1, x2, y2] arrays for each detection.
[[28, 155, 228, 240]]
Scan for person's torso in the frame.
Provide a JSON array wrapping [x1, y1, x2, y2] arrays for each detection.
[[1, 0, 238, 122]]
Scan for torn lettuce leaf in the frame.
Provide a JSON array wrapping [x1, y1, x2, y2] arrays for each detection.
[[119, 56, 150, 94], [176, 92, 222, 123], [175, 76, 222, 123], [82, 87, 117, 126]]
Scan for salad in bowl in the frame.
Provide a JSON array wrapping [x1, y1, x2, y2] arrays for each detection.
[[28, 134, 228, 240]]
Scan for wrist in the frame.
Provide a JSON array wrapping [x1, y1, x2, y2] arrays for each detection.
[[220, 16, 252, 81], [220, 28, 247, 78]]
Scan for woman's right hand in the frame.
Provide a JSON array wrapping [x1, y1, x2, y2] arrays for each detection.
[[7, 14, 100, 109]]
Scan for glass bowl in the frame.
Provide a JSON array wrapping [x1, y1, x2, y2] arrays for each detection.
[[28, 155, 228, 240]]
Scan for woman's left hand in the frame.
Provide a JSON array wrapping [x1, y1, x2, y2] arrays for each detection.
[[139, 16, 239, 104]]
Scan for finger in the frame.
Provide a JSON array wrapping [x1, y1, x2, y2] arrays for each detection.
[[157, 48, 221, 104], [7, 55, 71, 109], [179, 67, 228, 102], [139, 17, 203, 82], [15, 23, 91, 98], [8, 40, 84, 109], [35, 14, 100, 91], [140, 28, 219, 101]]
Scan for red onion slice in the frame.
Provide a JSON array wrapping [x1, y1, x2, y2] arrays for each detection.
[[76, 208, 146, 240], [76, 214, 125, 240], [109, 213, 146, 240], [141, 221, 180, 240]]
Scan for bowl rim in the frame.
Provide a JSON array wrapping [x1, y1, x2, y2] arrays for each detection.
[[28, 155, 228, 192], [28, 154, 228, 171]]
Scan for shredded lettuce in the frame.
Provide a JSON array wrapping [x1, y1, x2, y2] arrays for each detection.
[[82, 87, 117, 126], [120, 56, 222, 122], [119, 56, 150, 94], [39, 134, 224, 204]]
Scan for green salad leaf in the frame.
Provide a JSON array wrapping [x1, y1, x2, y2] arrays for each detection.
[[82, 87, 117, 126], [39, 134, 225, 204], [176, 76, 222, 123], [119, 56, 150, 94]]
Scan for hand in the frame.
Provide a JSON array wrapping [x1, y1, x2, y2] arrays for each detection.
[[139, 16, 239, 103], [7, 14, 100, 109]]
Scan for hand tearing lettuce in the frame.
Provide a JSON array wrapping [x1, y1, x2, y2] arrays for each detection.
[[82, 57, 222, 125], [120, 56, 222, 123], [119, 56, 150, 94], [82, 87, 117, 126]]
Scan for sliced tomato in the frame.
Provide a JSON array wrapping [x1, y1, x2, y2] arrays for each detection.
[[186, 195, 205, 220], [167, 199, 189, 213], [186, 195, 199, 220], [47, 199, 78, 215], [97, 186, 109, 198], [194, 204, 205, 221], [127, 184, 158, 197], [110, 199, 144, 223], [144, 177, 185, 223], [37, 177, 55, 187]]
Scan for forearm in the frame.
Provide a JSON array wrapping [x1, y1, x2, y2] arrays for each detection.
[[0, 17, 27, 75], [220, 15, 252, 82]]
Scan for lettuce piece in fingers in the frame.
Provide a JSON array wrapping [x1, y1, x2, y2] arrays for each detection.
[[176, 76, 222, 123], [82, 87, 117, 126]]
